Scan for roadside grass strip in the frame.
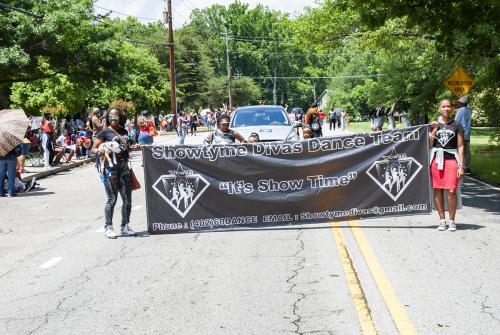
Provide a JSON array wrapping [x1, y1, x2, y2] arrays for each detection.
[[331, 222, 378, 335], [349, 220, 417, 335]]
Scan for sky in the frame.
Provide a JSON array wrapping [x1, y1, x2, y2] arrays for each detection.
[[94, 0, 310, 28]]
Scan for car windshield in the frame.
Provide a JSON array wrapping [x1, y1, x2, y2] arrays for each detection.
[[232, 108, 290, 127]]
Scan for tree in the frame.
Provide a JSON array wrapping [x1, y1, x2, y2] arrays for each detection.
[[189, 2, 323, 106], [0, 0, 117, 87], [175, 25, 215, 109], [343, 0, 499, 57], [86, 42, 167, 113], [294, 0, 499, 130], [10, 72, 86, 115], [206, 76, 260, 107]]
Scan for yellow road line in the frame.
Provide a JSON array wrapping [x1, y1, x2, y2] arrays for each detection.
[[349, 220, 417, 335], [331, 222, 378, 335]]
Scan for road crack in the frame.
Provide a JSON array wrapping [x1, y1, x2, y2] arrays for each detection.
[[286, 229, 306, 335], [26, 243, 134, 334]]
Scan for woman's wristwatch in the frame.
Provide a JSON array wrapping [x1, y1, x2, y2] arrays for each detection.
[[458, 163, 464, 168]]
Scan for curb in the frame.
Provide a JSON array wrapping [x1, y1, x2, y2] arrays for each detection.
[[21, 158, 93, 183], [464, 175, 500, 191]]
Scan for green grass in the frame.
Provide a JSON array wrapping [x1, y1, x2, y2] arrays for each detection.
[[469, 130, 499, 184], [347, 122, 500, 185], [346, 121, 405, 133]]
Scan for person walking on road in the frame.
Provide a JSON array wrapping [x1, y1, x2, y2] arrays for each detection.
[[304, 104, 322, 138], [92, 108, 141, 239], [387, 98, 398, 130], [375, 103, 385, 131], [190, 111, 199, 136], [318, 109, 325, 126], [177, 112, 189, 145], [341, 109, 349, 131], [334, 107, 342, 129], [429, 98, 465, 232], [204, 115, 245, 144], [455, 96, 472, 174], [328, 108, 336, 131]]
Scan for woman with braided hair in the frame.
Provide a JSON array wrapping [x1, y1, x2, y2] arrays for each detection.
[[304, 104, 322, 138], [92, 108, 142, 239]]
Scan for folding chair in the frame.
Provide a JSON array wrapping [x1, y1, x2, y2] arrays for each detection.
[[25, 143, 44, 167]]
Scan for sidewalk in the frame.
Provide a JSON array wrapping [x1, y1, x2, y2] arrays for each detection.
[[21, 157, 93, 182]]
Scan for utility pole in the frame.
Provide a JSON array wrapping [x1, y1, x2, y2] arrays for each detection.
[[224, 28, 232, 109], [273, 68, 278, 105], [166, 0, 177, 126]]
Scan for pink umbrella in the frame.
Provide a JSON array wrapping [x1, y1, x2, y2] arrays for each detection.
[[0, 109, 31, 156]]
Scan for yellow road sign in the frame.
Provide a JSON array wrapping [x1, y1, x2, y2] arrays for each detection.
[[444, 67, 475, 98]]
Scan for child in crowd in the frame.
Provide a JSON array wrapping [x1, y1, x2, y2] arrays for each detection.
[[76, 126, 91, 158], [302, 125, 313, 139]]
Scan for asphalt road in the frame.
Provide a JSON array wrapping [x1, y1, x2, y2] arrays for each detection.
[[0, 128, 499, 335]]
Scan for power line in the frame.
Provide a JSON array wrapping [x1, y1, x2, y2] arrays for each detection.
[[125, 41, 214, 84], [229, 35, 293, 42], [181, 0, 197, 11], [94, 5, 158, 21], [171, 7, 189, 22], [229, 37, 294, 44], [129, 0, 159, 14], [234, 75, 385, 80], [227, 38, 296, 46], [227, 50, 338, 57], [126, 39, 170, 46], [0, 1, 43, 18]]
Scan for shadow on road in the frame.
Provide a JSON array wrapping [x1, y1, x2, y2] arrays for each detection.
[[461, 177, 499, 215], [16, 190, 55, 197], [127, 231, 150, 238]]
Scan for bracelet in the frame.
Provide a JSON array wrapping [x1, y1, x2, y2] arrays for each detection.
[[458, 163, 464, 168]]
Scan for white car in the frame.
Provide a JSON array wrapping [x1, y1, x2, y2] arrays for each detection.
[[229, 105, 299, 142]]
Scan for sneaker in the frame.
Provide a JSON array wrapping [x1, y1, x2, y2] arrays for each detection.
[[104, 226, 117, 239], [448, 221, 457, 232], [25, 177, 37, 192], [121, 224, 136, 236], [437, 220, 448, 231]]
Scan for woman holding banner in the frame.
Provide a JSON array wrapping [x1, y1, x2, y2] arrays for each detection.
[[429, 98, 465, 232], [204, 115, 245, 145], [304, 104, 322, 138]]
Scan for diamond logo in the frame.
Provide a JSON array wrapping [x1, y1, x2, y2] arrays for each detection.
[[152, 164, 209, 218], [366, 150, 423, 201], [435, 128, 455, 147]]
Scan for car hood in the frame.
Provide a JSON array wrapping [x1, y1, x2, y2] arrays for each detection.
[[232, 125, 298, 141]]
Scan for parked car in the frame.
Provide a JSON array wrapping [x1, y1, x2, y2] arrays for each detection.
[[230, 105, 299, 142]]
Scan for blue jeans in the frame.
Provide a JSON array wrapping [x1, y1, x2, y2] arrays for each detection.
[[138, 132, 153, 145], [0, 158, 17, 197], [178, 129, 186, 145], [102, 162, 132, 228]]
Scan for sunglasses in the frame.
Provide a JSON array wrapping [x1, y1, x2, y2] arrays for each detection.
[[108, 115, 120, 121]]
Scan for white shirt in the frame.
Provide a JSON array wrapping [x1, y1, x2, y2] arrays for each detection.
[[56, 135, 70, 148]]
